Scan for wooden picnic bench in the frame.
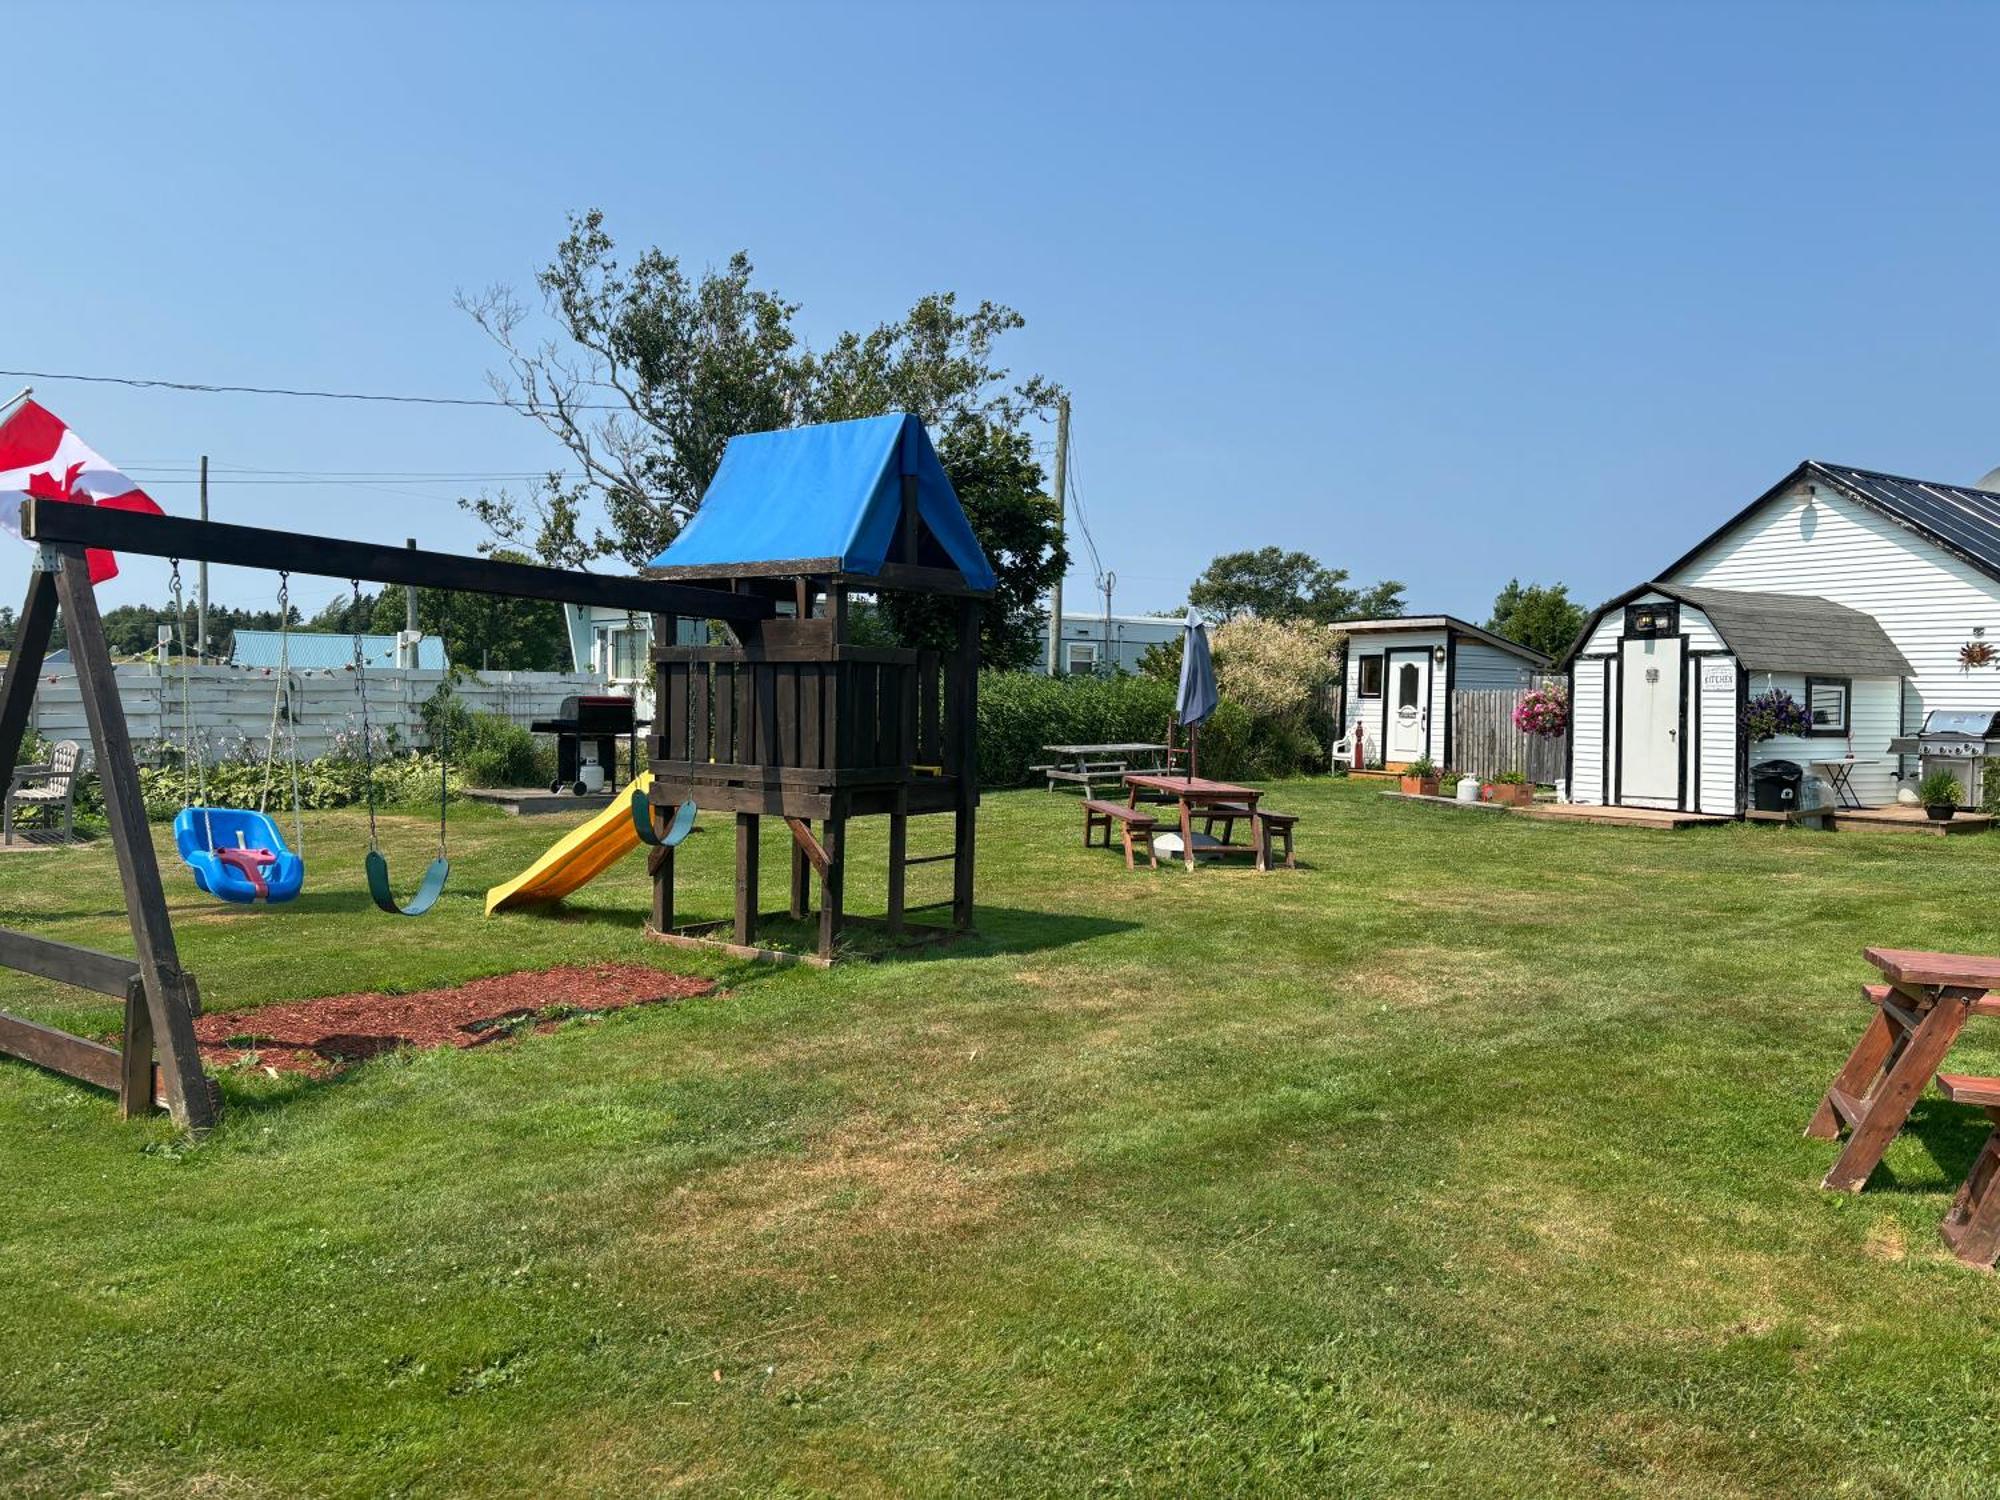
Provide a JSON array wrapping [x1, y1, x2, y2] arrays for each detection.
[[1933, 1073, 2000, 1267], [1808, 948, 2000, 1193], [1199, 802, 1299, 870], [1042, 742, 1170, 794], [1123, 772, 1267, 873], [1082, 798, 1158, 870]]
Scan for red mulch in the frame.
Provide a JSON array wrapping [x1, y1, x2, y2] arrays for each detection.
[[193, 964, 715, 1077]]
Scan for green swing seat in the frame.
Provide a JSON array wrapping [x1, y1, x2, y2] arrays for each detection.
[[365, 849, 450, 918], [630, 789, 698, 848]]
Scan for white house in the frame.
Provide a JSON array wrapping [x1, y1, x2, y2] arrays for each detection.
[[1562, 582, 1912, 814], [1662, 461, 2000, 735], [1032, 612, 1183, 675], [1338, 615, 1551, 768]]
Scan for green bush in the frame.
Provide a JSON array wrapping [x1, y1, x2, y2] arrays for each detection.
[[975, 672, 1272, 786], [129, 742, 460, 823], [455, 713, 542, 788]]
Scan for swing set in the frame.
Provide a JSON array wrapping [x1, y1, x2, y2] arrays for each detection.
[[0, 497, 771, 1129]]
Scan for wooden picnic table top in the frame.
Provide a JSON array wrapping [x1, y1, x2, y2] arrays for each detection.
[[1866, 947, 2000, 989], [1122, 772, 1261, 801], [1044, 742, 1169, 756]]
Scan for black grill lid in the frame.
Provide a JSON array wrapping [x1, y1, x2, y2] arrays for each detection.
[[1921, 709, 2000, 737]]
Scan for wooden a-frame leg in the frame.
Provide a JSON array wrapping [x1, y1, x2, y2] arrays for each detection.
[[119, 975, 156, 1117], [1823, 990, 1971, 1192], [54, 546, 214, 1131], [1120, 824, 1136, 870], [1942, 1109, 2000, 1268], [1178, 799, 1196, 873], [1809, 1003, 1908, 1139], [0, 568, 59, 797]]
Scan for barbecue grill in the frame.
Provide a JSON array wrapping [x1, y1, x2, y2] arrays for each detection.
[[530, 694, 640, 795], [1889, 708, 2000, 804]]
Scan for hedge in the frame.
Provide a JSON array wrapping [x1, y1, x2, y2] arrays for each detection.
[[975, 672, 1256, 788]]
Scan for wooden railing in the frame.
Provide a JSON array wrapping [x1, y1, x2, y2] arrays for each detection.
[[653, 645, 953, 782]]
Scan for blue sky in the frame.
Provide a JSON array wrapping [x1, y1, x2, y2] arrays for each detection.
[[7, 0, 2000, 629]]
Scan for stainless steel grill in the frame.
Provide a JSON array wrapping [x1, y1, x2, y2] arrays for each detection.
[[1889, 709, 2000, 801]]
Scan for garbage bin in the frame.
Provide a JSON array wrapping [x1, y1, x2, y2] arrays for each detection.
[[1752, 759, 1803, 812]]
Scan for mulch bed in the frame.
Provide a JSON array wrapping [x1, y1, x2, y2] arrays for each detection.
[[192, 964, 715, 1077]]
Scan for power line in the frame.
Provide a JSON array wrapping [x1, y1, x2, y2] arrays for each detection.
[[0, 366, 630, 411]]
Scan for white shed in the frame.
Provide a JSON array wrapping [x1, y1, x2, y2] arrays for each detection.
[[1563, 582, 1913, 814], [1339, 616, 1550, 769]]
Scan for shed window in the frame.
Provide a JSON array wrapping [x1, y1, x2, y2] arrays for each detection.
[[1807, 677, 1850, 735], [1357, 655, 1384, 697]]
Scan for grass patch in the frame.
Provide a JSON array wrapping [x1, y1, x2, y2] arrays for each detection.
[[1, 785, 1999, 1494]]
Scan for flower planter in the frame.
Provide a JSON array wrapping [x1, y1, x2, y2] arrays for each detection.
[[1483, 782, 1535, 807], [1399, 775, 1440, 797], [1925, 802, 1958, 823]]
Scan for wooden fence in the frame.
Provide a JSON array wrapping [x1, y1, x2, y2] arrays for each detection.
[[1450, 686, 1567, 784], [30, 665, 602, 765]]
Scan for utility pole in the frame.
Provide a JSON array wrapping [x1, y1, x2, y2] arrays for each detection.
[[1100, 569, 1115, 675], [196, 455, 209, 663], [403, 538, 420, 669], [1046, 395, 1069, 675]]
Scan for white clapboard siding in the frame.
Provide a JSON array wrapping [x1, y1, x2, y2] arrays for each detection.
[[1739, 669, 1903, 808], [1672, 486, 2000, 720], [31, 666, 603, 765], [1692, 655, 1739, 814], [1452, 640, 1538, 691], [1570, 657, 1608, 803]]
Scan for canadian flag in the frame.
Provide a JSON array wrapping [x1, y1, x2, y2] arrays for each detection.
[[0, 399, 163, 585]]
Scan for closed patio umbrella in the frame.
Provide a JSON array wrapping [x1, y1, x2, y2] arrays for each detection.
[[1176, 609, 1218, 782]]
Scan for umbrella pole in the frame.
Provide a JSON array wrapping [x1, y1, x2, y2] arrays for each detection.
[[1189, 725, 1198, 784]]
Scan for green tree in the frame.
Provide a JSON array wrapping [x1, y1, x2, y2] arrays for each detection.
[[459, 210, 1066, 668], [1187, 546, 1403, 624], [366, 552, 569, 671], [1486, 579, 1586, 659]]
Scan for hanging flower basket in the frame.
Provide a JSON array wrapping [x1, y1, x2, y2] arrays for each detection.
[[1961, 640, 1997, 671], [1513, 684, 1568, 738], [1742, 688, 1811, 742]]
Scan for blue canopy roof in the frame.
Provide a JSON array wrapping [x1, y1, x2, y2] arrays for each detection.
[[648, 414, 997, 592]]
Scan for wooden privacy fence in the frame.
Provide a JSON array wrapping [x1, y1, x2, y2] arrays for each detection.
[[31, 665, 602, 764], [1450, 686, 1567, 784]]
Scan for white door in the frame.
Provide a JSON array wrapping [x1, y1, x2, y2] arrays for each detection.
[[1619, 637, 1684, 805], [1386, 653, 1430, 762]]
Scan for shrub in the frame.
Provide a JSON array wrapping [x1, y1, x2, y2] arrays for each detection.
[[1918, 769, 1964, 807], [1210, 616, 1338, 774], [455, 714, 541, 788]]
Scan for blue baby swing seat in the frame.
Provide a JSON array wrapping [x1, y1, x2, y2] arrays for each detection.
[[174, 807, 305, 905]]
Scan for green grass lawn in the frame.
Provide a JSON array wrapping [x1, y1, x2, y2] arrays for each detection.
[[5, 781, 2000, 1496]]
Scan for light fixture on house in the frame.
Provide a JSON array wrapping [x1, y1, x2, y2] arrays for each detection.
[[1432, 645, 1446, 665]]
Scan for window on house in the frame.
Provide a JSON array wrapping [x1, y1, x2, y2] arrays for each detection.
[[1398, 662, 1421, 709], [1066, 640, 1099, 674], [598, 624, 647, 682], [1357, 655, 1384, 697], [1807, 677, 1850, 735]]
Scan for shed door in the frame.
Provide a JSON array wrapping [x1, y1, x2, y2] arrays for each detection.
[[1386, 652, 1430, 762], [1619, 637, 1684, 806]]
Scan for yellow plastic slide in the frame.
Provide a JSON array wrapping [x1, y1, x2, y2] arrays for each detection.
[[484, 772, 652, 916]]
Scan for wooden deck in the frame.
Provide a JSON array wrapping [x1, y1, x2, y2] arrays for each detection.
[[1828, 804, 1993, 836], [1512, 802, 1733, 830]]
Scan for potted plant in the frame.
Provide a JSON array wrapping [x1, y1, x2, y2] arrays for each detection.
[[1917, 769, 1964, 822], [1398, 755, 1440, 797], [1483, 769, 1535, 807]]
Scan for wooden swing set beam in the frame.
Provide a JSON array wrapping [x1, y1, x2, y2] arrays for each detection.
[[20, 498, 775, 623]]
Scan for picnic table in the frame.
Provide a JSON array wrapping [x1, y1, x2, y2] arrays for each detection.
[[1124, 771, 1265, 873], [1808, 947, 2000, 1191], [1041, 742, 1170, 794]]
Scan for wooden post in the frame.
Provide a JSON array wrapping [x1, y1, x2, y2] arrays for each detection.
[[118, 975, 155, 1117], [648, 841, 674, 934], [789, 840, 811, 920], [735, 812, 760, 946], [951, 597, 980, 930], [818, 811, 845, 959], [886, 789, 908, 936], [53, 545, 214, 1130], [0, 568, 59, 793]]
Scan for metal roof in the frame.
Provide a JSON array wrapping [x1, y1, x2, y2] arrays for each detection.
[[1563, 583, 1912, 677], [229, 630, 447, 671], [1336, 615, 1551, 664], [1662, 459, 2000, 587]]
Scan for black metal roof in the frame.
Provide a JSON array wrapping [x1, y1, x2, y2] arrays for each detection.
[[1661, 460, 2000, 586]]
